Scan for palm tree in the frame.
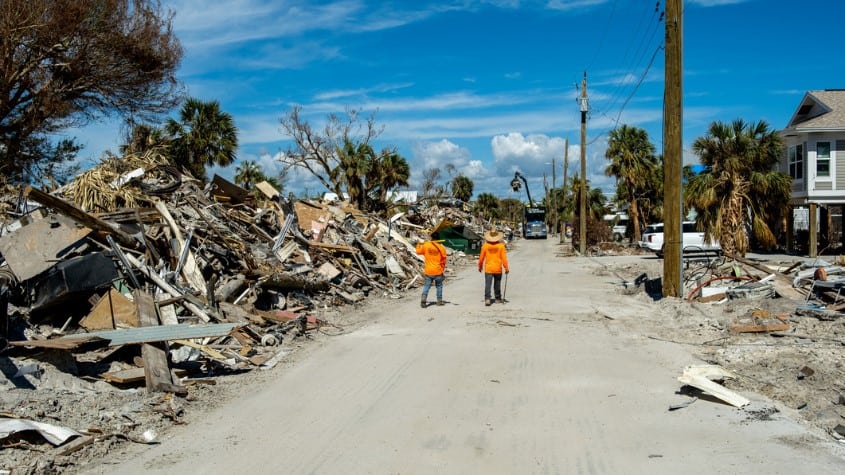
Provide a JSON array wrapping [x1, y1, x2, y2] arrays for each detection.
[[499, 198, 524, 228], [166, 98, 238, 182], [474, 193, 499, 220], [451, 174, 474, 202], [605, 125, 658, 243], [685, 119, 791, 257], [332, 138, 373, 209], [234, 160, 264, 189], [368, 150, 411, 207]]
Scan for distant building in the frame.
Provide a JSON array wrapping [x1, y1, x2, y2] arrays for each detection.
[[386, 190, 418, 204], [322, 190, 418, 204]]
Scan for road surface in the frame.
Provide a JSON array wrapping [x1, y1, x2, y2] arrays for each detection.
[[82, 238, 845, 474]]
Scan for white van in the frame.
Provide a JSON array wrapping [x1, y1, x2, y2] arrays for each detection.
[[639, 222, 721, 257]]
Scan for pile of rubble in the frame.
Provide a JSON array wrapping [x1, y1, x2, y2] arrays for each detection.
[[605, 251, 845, 442], [0, 153, 485, 471]]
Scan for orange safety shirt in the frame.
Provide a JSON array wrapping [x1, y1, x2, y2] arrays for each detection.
[[478, 242, 509, 274], [416, 241, 447, 276]]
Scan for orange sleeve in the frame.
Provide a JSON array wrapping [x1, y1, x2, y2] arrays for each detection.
[[478, 245, 487, 271], [438, 243, 447, 270]]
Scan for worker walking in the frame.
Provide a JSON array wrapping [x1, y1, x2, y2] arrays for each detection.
[[415, 230, 447, 308], [478, 228, 509, 306]]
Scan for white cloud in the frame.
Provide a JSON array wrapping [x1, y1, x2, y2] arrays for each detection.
[[490, 133, 570, 195], [412, 139, 472, 171], [546, 0, 609, 12]]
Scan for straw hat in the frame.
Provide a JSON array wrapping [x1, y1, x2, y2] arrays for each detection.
[[484, 229, 503, 243]]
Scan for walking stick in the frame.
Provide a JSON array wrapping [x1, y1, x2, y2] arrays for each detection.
[[503, 272, 508, 303]]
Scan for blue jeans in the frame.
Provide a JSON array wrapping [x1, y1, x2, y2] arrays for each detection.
[[421, 274, 444, 301], [484, 273, 503, 300]]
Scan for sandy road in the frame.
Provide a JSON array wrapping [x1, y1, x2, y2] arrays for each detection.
[[83, 238, 845, 474]]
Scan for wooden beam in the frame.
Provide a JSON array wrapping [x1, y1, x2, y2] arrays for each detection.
[[678, 365, 750, 408], [154, 200, 206, 294], [134, 290, 183, 394], [23, 186, 138, 249]]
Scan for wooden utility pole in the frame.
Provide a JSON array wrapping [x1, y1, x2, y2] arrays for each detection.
[[551, 156, 556, 236], [663, 0, 683, 297], [560, 138, 569, 244], [579, 72, 588, 255]]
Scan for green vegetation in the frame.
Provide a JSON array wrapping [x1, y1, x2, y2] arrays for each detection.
[[165, 98, 238, 183], [604, 125, 659, 242], [685, 119, 791, 257], [0, 0, 182, 184]]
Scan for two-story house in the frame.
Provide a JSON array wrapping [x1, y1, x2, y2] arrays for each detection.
[[780, 89, 845, 256]]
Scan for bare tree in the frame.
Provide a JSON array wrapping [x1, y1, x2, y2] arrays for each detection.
[[421, 167, 443, 198], [279, 106, 401, 207]]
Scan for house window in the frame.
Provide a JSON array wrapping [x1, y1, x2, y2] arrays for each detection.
[[789, 144, 803, 179], [817, 141, 831, 177]]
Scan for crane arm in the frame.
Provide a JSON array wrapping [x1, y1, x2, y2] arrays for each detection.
[[510, 171, 534, 206]]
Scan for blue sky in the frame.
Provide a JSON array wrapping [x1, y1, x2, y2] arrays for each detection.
[[68, 0, 844, 201]]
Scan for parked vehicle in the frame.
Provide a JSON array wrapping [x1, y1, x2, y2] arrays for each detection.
[[639, 222, 721, 258], [603, 212, 628, 242]]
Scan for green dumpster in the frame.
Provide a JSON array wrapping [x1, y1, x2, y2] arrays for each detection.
[[432, 225, 482, 255]]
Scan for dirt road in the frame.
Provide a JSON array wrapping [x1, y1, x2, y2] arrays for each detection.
[[82, 238, 845, 474]]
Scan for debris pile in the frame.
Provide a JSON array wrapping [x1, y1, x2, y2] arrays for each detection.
[[0, 153, 485, 468], [604, 252, 845, 443]]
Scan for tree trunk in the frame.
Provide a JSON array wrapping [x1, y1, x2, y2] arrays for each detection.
[[722, 191, 745, 257], [630, 198, 641, 243]]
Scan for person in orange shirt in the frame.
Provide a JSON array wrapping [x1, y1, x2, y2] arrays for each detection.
[[415, 230, 447, 308], [478, 228, 509, 306]]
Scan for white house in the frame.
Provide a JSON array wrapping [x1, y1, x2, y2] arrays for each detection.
[[780, 89, 845, 255]]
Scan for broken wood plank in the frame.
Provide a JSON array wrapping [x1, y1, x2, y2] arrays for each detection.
[[677, 365, 750, 408], [7, 336, 104, 350], [102, 367, 189, 384], [696, 293, 727, 303], [254, 180, 279, 199], [80, 288, 139, 331], [56, 435, 94, 456], [23, 186, 138, 249], [134, 289, 181, 394], [303, 240, 357, 253], [154, 200, 206, 294], [123, 253, 211, 322], [170, 339, 228, 360]]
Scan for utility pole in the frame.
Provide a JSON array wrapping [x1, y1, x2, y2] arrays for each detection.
[[552, 156, 556, 236], [578, 72, 589, 255], [544, 172, 550, 233], [663, 0, 683, 297], [560, 138, 569, 244]]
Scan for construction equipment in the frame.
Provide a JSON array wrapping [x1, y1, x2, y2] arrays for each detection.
[[510, 172, 547, 239]]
